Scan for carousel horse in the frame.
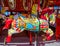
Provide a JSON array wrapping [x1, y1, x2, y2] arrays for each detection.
[[4, 11, 55, 44], [3, 7, 56, 45]]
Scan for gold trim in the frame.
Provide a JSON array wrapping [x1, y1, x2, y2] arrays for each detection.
[[23, 0, 33, 11], [8, 0, 16, 10]]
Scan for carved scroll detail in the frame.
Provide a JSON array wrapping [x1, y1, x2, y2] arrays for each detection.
[[8, 0, 16, 10]]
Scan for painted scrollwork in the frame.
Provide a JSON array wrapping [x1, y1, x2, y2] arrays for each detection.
[[1, 0, 5, 7], [8, 0, 16, 10], [23, 0, 33, 11], [40, 0, 46, 9]]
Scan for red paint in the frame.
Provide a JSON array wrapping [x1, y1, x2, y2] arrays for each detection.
[[6, 36, 11, 43], [0, 0, 1, 5], [28, 31, 32, 44], [30, 32, 32, 44], [53, 0, 60, 6], [3, 18, 13, 30], [2, 0, 39, 12], [56, 17, 60, 40]]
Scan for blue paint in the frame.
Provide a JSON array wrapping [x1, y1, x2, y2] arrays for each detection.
[[4, 11, 10, 16], [0, 5, 2, 12], [26, 23, 34, 29], [54, 6, 59, 10]]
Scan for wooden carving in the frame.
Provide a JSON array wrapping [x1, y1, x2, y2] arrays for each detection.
[[23, 0, 33, 12], [8, 0, 16, 10]]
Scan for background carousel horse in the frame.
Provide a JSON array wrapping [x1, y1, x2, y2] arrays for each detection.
[[40, 7, 56, 40], [4, 10, 55, 44], [41, 7, 56, 28]]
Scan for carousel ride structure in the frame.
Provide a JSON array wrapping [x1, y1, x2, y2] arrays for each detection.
[[0, 0, 57, 46], [1, 8, 55, 46]]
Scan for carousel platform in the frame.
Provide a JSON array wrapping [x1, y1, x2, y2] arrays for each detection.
[[0, 40, 60, 46], [0, 34, 60, 46], [0, 28, 59, 46]]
